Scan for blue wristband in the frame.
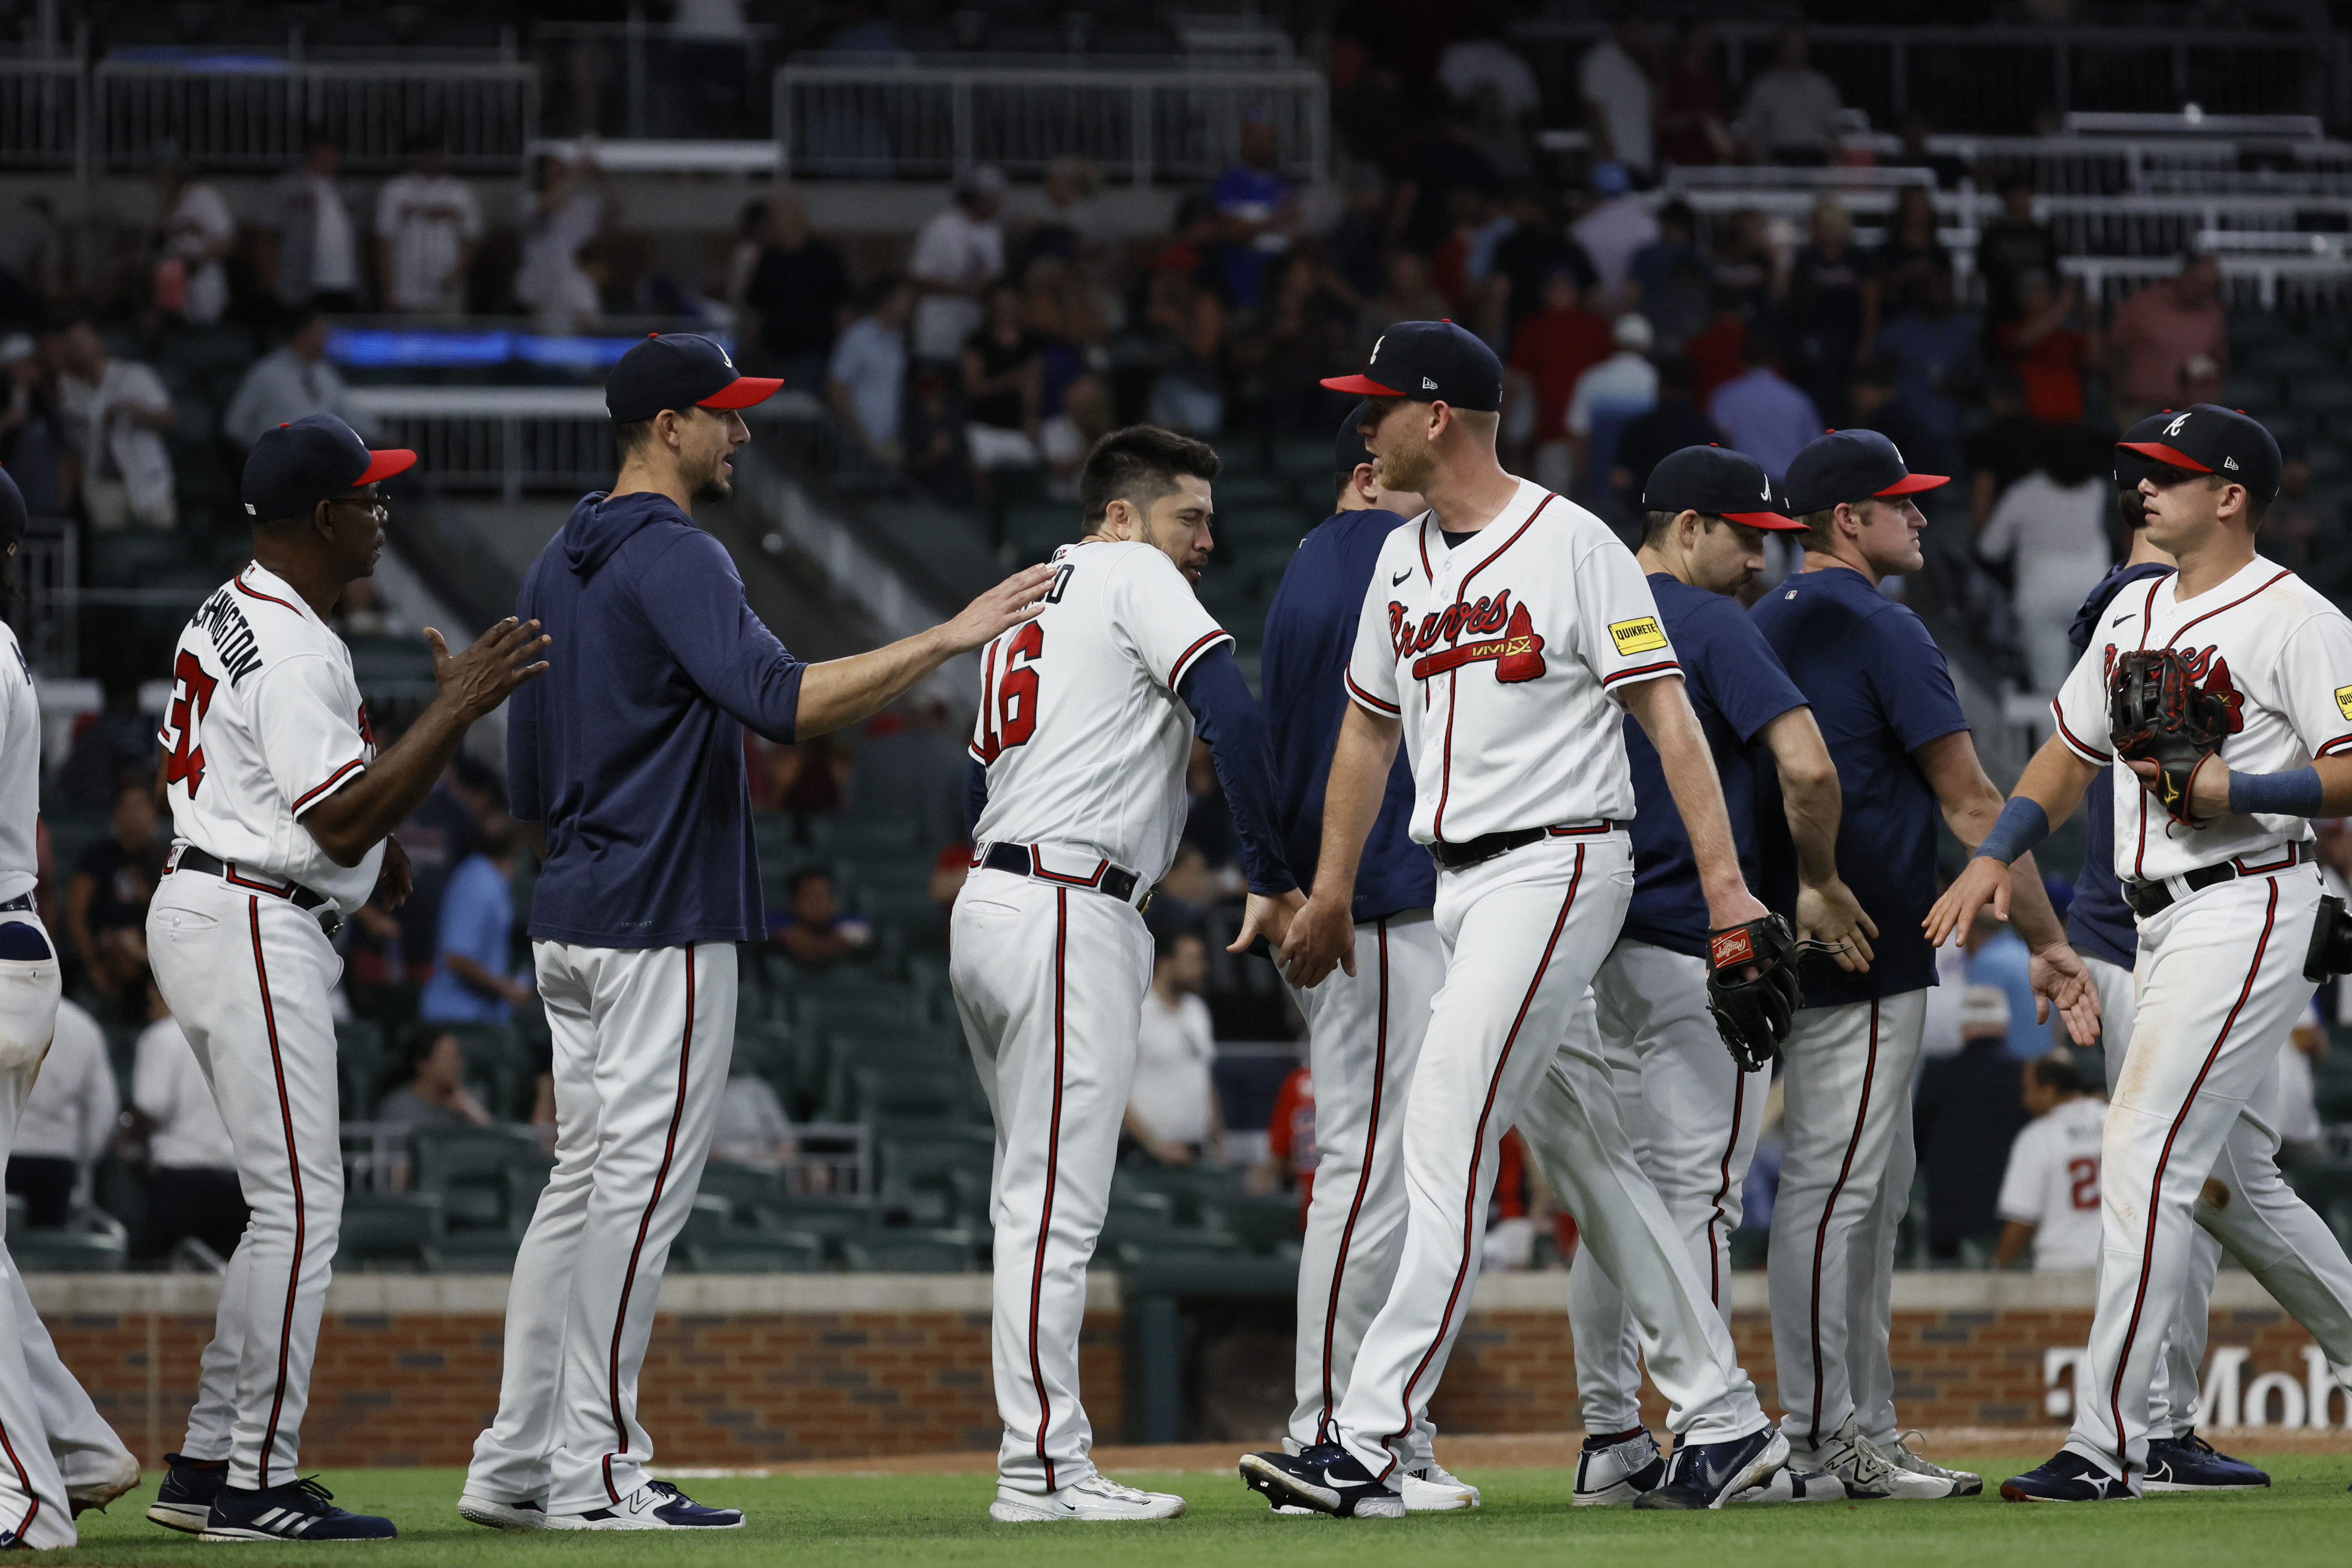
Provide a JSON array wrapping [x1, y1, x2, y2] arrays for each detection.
[[1977, 797, 2051, 865], [2228, 765, 2323, 818]]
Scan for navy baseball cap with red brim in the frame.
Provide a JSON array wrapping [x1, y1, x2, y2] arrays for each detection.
[[1781, 427, 1947, 514], [606, 332, 783, 425], [1643, 444, 1804, 529], [2116, 403, 2282, 501], [1321, 320, 1502, 411], [241, 415, 417, 523]]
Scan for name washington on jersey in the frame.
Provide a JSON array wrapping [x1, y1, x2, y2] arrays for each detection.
[[190, 584, 265, 685]]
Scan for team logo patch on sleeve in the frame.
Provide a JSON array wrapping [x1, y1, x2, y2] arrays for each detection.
[[1610, 616, 1669, 656], [2336, 683, 2352, 721]]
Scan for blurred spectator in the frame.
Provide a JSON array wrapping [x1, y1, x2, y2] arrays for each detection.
[[1868, 184, 1951, 330], [131, 978, 245, 1260], [1785, 199, 1868, 425], [1993, 271, 2093, 427], [1707, 330, 1822, 479], [770, 867, 874, 969], [1360, 252, 1453, 357], [827, 274, 912, 466], [745, 191, 851, 391], [375, 1027, 495, 1136], [1144, 264, 1228, 435], [266, 134, 360, 311], [1211, 110, 1299, 312], [155, 160, 236, 325], [1253, 1062, 1316, 1222], [1485, 185, 1595, 341], [1912, 985, 2033, 1261], [1849, 360, 1946, 496], [1709, 208, 1778, 318], [0, 195, 61, 324], [1612, 356, 1723, 506], [4, 998, 115, 1227], [1994, 1054, 2106, 1270], [1151, 842, 1215, 933], [1330, 51, 1411, 169], [0, 330, 72, 515], [723, 198, 765, 315], [57, 318, 177, 530], [1964, 369, 2044, 530], [1680, 285, 1749, 406], [902, 368, 976, 506], [1439, 12, 1541, 124], [909, 166, 1006, 364], [58, 676, 157, 809], [1322, 167, 1390, 303], [376, 134, 481, 316], [66, 779, 163, 1012], [2280, 1006, 2326, 1168], [1021, 253, 1109, 363], [1579, 12, 1656, 180], [2262, 445, 2333, 579], [2106, 253, 2227, 425], [1737, 26, 1843, 165], [513, 152, 611, 334], [773, 732, 853, 820], [1894, 112, 1970, 189], [1657, 22, 1734, 167], [1507, 270, 1613, 489], [1980, 427, 2113, 693], [1389, 104, 1503, 254], [962, 283, 1045, 471], [1627, 201, 1711, 350], [1124, 926, 1221, 1166], [1013, 156, 1105, 271], [223, 307, 375, 450], [387, 756, 498, 985], [1041, 372, 1114, 500], [1870, 268, 1977, 478], [850, 701, 968, 851], [1570, 161, 1660, 310], [1567, 313, 1658, 502], [930, 840, 972, 913], [418, 818, 529, 1025], [1975, 173, 2059, 327], [711, 1063, 796, 1173], [1967, 907, 2044, 1062], [1462, 81, 1535, 189]]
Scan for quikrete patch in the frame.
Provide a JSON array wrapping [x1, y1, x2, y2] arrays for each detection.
[[1610, 617, 1669, 656]]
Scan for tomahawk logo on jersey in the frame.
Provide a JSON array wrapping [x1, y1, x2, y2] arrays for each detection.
[[1343, 479, 1678, 844]]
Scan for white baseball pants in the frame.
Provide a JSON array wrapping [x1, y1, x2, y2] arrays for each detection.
[[1279, 910, 1441, 1456], [951, 869, 1151, 1495], [466, 941, 737, 1515], [1767, 988, 1928, 1453], [1569, 938, 1767, 1435], [148, 873, 346, 1491], [1331, 833, 1768, 1478], [2069, 872, 2352, 1477], [0, 911, 136, 1550]]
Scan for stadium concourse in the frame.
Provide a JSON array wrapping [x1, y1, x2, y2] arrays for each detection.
[[5, 0, 2352, 1526]]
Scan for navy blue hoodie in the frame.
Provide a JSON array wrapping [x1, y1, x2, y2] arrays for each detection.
[[509, 491, 805, 948]]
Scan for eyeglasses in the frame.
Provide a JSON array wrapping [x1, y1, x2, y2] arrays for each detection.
[[330, 496, 389, 520]]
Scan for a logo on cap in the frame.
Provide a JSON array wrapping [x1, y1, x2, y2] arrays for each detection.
[[2223, 456, 2239, 469], [1370, 335, 1386, 362], [2166, 412, 2191, 437], [244, 503, 256, 515], [1422, 377, 1438, 391], [1761, 476, 1772, 499], [1890, 440, 1905, 463]]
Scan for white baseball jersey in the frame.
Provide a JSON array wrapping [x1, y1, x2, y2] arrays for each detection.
[[0, 623, 37, 904], [1343, 479, 1676, 842], [1996, 1096, 2106, 1271], [2052, 556, 2352, 884], [156, 562, 384, 913], [967, 539, 1229, 883]]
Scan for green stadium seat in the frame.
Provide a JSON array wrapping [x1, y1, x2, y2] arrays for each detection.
[[1202, 1194, 1307, 1254], [685, 1231, 828, 1272], [336, 1191, 442, 1270], [841, 1228, 980, 1271], [11, 1228, 129, 1271], [695, 1160, 785, 1221], [426, 1231, 523, 1272], [412, 1126, 551, 1232]]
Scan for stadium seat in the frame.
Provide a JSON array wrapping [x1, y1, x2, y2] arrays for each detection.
[[840, 1228, 981, 1272], [336, 1191, 443, 1271], [1201, 1195, 1307, 1254], [10, 1229, 128, 1272], [412, 1126, 552, 1232], [685, 1231, 828, 1272], [426, 1231, 524, 1273], [696, 1160, 786, 1220]]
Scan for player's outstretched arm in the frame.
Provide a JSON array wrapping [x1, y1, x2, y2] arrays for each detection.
[[794, 564, 1055, 738], [1758, 705, 1876, 971], [1920, 731, 2098, 948], [1619, 673, 1766, 929], [302, 617, 550, 866], [1281, 702, 1400, 988]]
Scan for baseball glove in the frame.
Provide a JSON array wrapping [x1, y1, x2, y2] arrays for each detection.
[[2109, 648, 2231, 827], [1706, 914, 1802, 1072]]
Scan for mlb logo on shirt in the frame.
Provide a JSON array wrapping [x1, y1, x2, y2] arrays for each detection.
[[1610, 617, 1670, 656]]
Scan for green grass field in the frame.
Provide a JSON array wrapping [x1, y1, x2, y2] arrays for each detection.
[[42, 1457, 2352, 1568]]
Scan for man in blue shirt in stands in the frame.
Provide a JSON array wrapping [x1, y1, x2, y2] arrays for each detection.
[[1254, 404, 1478, 1511], [417, 817, 528, 1024]]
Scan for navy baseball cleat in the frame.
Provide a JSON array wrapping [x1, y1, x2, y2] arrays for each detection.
[[201, 1477, 398, 1541], [1239, 1443, 1405, 1519], [545, 1480, 744, 1531], [146, 1453, 228, 1534], [2143, 1432, 2268, 1490], [2000, 1451, 2139, 1503], [1633, 1426, 1789, 1511]]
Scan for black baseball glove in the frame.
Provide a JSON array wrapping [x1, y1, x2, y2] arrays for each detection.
[[1706, 913, 1802, 1072], [2110, 648, 2232, 827]]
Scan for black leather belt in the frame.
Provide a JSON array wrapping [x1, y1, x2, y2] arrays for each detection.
[[1428, 821, 1618, 873], [2123, 841, 2314, 919], [172, 846, 340, 930], [0, 893, 32, 914], [978, 841, 1149, 907]]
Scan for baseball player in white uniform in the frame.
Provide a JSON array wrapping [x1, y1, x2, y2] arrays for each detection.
[[957, 425, 1300, 1523], [466, 335, 1049, 1533], [1932, 406, 2352, 1500], [1994, 1055, 2107, 1273], [144, 416, 548, 1542], [1245, 323, 1787, 1517], [0, 468, 141, 1551]]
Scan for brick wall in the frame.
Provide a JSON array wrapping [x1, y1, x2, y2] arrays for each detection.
[[30, 1271, 2340, 1468]]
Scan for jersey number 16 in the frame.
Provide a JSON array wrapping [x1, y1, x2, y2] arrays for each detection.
[[973, 622, 1044, 764]]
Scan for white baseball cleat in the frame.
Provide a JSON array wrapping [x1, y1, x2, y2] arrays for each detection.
[[1729, 1466, 1842, 1504], [1798, 1420, 1899, 1500], [458, 1493, 550, 1530], [543, 1480, 743, 1530], [989, 1473, 1187, 1523], [1572, 1428, 1665, 1506], [1400, 1462, 1480, 1511], [1867, 1430, 1983, 1498]]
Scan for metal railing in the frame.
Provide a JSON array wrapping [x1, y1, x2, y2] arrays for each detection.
[[0, 56, 81, 170], [91, 58, 537, 174], [2061, 253, 2352, 311], [774, 62, 1327, 184]]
